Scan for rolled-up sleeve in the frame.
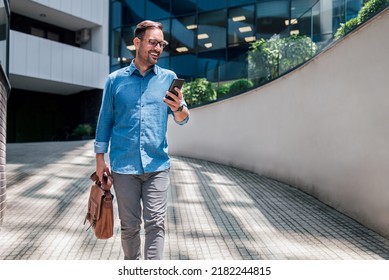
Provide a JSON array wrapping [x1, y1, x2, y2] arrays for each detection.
[[170, 98, 190, 125], [94, 77, 114, 154], [94, 141, 109, 154], [174, 113, 189, 125]]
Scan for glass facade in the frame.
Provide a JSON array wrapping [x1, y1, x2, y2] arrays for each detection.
[[110, 0, 364, 81]]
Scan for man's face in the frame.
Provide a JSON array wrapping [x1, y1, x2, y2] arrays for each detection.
[[135, 28, 164, 67]]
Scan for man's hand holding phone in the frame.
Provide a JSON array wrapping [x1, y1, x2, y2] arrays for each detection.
[[164, 78, 184, 112], [164, 78, 189, 122]]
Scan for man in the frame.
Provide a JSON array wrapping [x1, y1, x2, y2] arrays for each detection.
[[94, 20, 189, 260]]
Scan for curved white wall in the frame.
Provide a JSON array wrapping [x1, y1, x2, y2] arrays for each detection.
[[168, 9, 389, 238]]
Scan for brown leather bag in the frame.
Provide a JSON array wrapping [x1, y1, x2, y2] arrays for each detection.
[[84, 171, 114, 239]]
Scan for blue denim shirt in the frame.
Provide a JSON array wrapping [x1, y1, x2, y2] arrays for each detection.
[[94, 61, 188, 174]]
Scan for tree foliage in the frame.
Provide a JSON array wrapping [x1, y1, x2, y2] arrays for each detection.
[[248, 35, 317, 84]]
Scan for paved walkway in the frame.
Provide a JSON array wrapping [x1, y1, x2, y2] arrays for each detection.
[[1, 140, 389, 260]]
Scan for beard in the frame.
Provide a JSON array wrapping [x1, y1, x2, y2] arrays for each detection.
[[139, 49, 160, 67], [149, 50, 160, 63]]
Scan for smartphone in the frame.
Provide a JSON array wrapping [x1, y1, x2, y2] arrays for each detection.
[[165, 78, 184, 101]]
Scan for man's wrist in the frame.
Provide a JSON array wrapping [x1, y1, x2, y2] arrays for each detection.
[[96, 153, 105, 162], [173, 105, 189, 123], [175, 104, 184, 112]]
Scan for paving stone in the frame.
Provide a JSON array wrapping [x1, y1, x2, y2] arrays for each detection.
[[0, 141, 388, 260]]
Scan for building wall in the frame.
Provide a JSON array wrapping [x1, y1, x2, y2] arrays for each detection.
[[0, 0, 10, 226], [10, 30, 108, 91], [8, 0, 109, 142], [0, 69, 10, 225], [168, 9, 389, 238]]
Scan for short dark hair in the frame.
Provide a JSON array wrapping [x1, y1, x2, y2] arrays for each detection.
[[134, 20, 163, 39]]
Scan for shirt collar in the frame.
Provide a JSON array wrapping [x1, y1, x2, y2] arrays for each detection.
[[128, 60, 159, 77]]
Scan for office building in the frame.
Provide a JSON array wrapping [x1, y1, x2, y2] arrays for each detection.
[[7, 0, 109, 142], [110, 0, 363, 82]]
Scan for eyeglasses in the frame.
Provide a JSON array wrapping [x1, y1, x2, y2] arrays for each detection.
[[148, 39, 168, 49]]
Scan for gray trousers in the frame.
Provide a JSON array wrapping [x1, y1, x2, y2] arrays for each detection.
[[112, 170, 169, 260]]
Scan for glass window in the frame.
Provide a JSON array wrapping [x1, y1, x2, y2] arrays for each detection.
[[123, 0, 145, 26], [346, 0, 363, 20], [197, 49, 226, 81], [110, 0, 122, 29], [227, 0, 254, 7], [198, 0, 227, 12], [121, 26, 136, 62], [333, 0, 364, 23], [256, 0, 290, 39], [332, 0, 345, 31], [31, 27, 44, 38], [228, 5, 255, 46], [111, 28, 122, 67], [159, 19, 170, 58], [224, 45, 249, 81], [291, 0, 320, 19], [198, 10, 227, 52], [171, 0, 197, 16], [288, 0, 320, 41], [171, 54, 197, 79], [157, 56, 170, 70], [47, 31, 59, 42], [331, 0, 363, 29], [171, 15, 196, 55], [146, 0, 170, 20]]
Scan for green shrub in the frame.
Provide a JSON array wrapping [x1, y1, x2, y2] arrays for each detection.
[[228, 79, 254, 95], [334, 17, 360, 39], [248, 35, 317, 84], [71, 124, 94, 138], [248, 37, 279, 84], [277, 35, 317, 74], [216, 82, 232, 99], [182, 78, 217, 106], [358, 0, 389, 23], [335, 0, 389, 39]]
